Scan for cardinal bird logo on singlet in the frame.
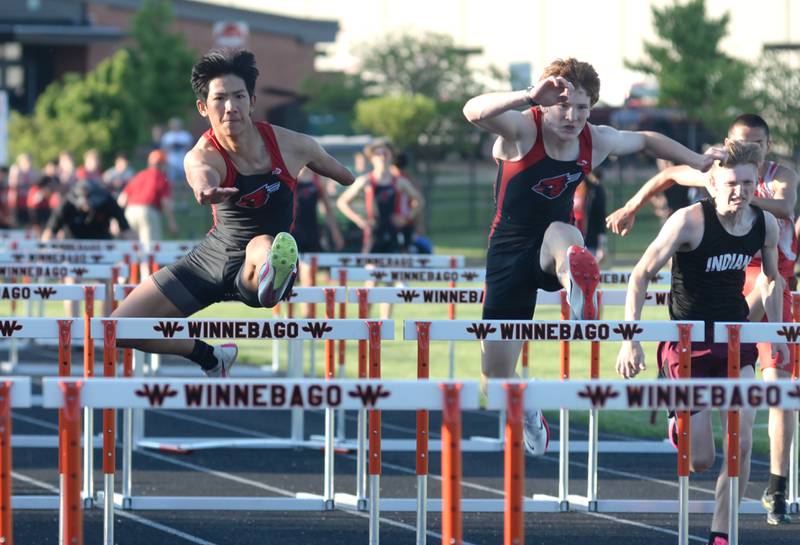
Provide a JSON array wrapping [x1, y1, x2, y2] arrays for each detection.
[[531, 171, 583, 199], [236, 180, 282, 209]]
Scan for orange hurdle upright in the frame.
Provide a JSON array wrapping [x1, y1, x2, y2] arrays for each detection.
[[0, 382, 13, 545], [676, 323, 692, 545], [441, 384, 463, 545], [726, 324, 741, 545]]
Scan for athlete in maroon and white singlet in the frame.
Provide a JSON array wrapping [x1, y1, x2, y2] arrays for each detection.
[[607, 113, 798, 525], [616, 141, 787, 542], [463, 57, 724, 457]]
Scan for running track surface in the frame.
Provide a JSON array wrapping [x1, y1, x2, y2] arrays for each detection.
[[6, 357, 798, 545]]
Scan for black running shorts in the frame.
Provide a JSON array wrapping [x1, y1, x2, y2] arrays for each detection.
[[482, 228, 561, 320], [152, 237, 259, 315]]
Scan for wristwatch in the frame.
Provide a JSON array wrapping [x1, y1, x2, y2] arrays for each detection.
[[524, 85, 538, 107]]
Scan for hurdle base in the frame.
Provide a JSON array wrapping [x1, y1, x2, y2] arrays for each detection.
[[336, 495, 563, 512], [11, 432, 104, 448], [565, 496, 764, 514], [334, 493, 369, 512], [12, 495, 60, 509], [137, 437, 326, 453], [312, 434, 676, 454], [111, 493, 327, 511]]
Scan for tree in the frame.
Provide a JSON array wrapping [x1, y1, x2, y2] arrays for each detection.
[[357, 31, 500, 155], [355, 94, 437, 150], [9, 50, 140, 165], [752, 50, 800, 162], [625, 0, 753, 147], [302, 72, 372, 135], [125, 0, 196, 129], [9, 0, 195, 164]]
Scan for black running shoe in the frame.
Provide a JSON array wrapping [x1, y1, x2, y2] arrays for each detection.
[[761, 488, 791, 525]]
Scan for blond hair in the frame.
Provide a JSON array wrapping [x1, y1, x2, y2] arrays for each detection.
[[363, 138, 395, 160], [718, 140, 762, 169]]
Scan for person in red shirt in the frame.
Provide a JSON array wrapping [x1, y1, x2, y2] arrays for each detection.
[[118, 149, 178, 246], [75, 149, 103, 184]]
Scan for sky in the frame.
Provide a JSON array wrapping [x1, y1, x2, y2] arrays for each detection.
[[202, 0, 800, 106]]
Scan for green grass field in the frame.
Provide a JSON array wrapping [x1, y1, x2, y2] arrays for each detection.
[[0, 278, 774, 456]]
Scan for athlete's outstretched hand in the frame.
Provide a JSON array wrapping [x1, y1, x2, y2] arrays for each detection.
[[528, 76, 574, 107], [694, 146, 727, 172], [198, 187, 239, 205], [616, 340, 646, 379], [606, 206, 637, 236]]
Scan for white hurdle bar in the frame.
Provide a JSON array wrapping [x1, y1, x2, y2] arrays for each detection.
[[488, 376, 800, 545], [91, 317, 393, 519], [405, 319, 704, 514], [329, 267, 485, 284], [42, 376, 471, 545], [302, 253, 465, 269], [0, 284, 105, 376]]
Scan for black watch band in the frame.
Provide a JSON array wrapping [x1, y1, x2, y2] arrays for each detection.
[[524, 86, 538, 107]]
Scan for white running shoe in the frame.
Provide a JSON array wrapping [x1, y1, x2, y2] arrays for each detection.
[[522, 409, 550, 456], [204, 344, 238, 378], [258, 232, 298, 308]]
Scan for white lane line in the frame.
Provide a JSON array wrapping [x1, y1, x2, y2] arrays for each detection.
[[149, 411, 723, 542], [12, 472, 221, 545], [13, 411, 454, 544]]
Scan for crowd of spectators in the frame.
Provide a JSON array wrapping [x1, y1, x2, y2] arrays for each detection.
[[0, 117, 190, 243]]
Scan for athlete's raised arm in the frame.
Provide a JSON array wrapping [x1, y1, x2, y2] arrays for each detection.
[[606, 165, 706, 236], [592, 125, 724, 172], [463, 76, 573, 141], [751, 164, 798, 220]]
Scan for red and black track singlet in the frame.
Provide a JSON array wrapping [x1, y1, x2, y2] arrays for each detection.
[[365, 174, 401, 227], [203, 121, 297, 248], [490, 107, 592, 242]]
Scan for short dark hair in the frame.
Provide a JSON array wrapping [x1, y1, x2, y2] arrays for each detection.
[[191, 49, 259, 101], [729, 113, 770, 139]]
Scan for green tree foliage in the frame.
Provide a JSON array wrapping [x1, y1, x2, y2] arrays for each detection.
[[625, 0, 753, 143], [10, 49, 140, 165], [302, 72, 372, 135], [355, 94, 437, 150], [126, 0, 195, 129], [9, 0, 195, 165], [357, 31, 499, 155], [752, 51, 800, 159]]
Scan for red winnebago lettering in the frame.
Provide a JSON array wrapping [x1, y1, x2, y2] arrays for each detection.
[[625, 383, 782, 410], [0, 287, 31, 299], [499, 322, 610, 340], [186, 321, 300, 339], [421, 290, 483, 304], [183, 383, 342, 408], [387, 271, 470, 282], [0, 266, 69, 277]]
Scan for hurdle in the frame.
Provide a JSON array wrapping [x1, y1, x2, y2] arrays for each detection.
[[85, 316, 392, 512], [40, 375, 477, 545], [716, 321, 800, 519], [488, 376, 800, 545], [404, 318, 705, 513], [0, 284, 104, 376], [0, 376, 33, 545]]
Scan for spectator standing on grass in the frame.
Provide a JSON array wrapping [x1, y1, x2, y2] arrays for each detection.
[[118, 149, 178, 246], [27, 161, 59, 237], [102, 153, 135, 198], [161, 117, 194, 184], [76, 149, 103, 184], [8, 152, 38, 227]]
